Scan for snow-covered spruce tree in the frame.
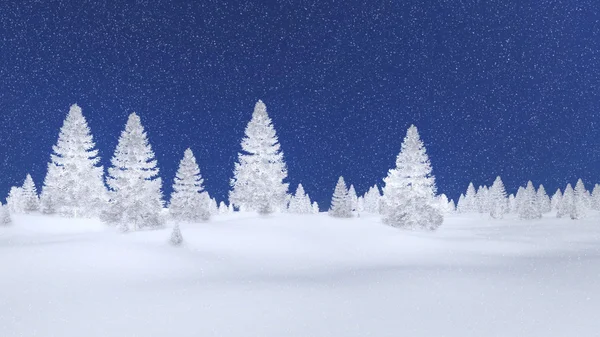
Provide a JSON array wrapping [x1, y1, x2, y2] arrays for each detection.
[[22, 174, 39, 213], [329, 176, 352, 218], [518, 181, 542, 220], [229, 100, 289, 214], [571, 179, 588, 220], [514, 186, 526, 214], [363, 185, 381, 213], [347, 185, 358, 212], [476, 186, 491, 214], [288, 184, 312, 214], [459, 182, 477, 213], [0, 204, 11, 225], [104, 113, 164, 231], [356, 196, 365, 213], [508, 194, 516, 213], [591, 184, 600, 210], [169, 148, 210, 222], [170, 224, 183, 246], [312, 201, 320, 214], [551, 188, 562, 211], [437, 194, 455, 214], [6, 186, 24, 213], [380, 125, 442, 230], [489, 176, 507, 219], [41, 104, 106, 217], [557, 184, 573, 218], [537, 184, 551, 213]]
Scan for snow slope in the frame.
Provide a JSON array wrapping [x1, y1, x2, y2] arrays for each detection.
[[1, 213, 599, 337]]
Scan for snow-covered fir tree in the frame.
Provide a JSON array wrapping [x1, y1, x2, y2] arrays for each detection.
[[591, 184, 600, 210], [6, 186, 24, 213], [170, 224, 183, 246], [489, 176, 507, 219], [518, 181, 542, 220], [458, 183, 477, 213], [508, 194, 516, 213], [104, 113, 164, 231], [380, 125, 442, 230], [536, 184, 551, 213], [21, 174, 39, 213], [329, 176, 352, 218], [363, 185, 381, 213], [514, 186, 526, 214], [312, 201, 320, 214], [169, 148, 210, 222], [557, 184, 573, 218], [41, 104, 106, 217], [229, 100, 289, 214], [551, 188, 562, 211], [571, 179, 588, 220], [0, 204, 11, 225], [356, 196, 365, 213], [288, 184, 312, 214], [437, 194, 455, 214], [476, 185, 491, 214], [347, 185, 358, 212]]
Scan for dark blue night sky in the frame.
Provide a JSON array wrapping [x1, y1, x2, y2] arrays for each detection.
[[1, 0, 599, 208]]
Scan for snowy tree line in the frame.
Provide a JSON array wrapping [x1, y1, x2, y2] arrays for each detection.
[[3, 101, 599, 233]]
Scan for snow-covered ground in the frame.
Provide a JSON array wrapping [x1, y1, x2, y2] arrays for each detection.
[[1, 212, 599, 337]]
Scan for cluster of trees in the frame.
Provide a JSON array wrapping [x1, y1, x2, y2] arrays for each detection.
[[456, 177, 598, 220]]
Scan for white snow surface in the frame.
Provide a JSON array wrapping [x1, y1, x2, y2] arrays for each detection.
[[1, 212, 599, 336]]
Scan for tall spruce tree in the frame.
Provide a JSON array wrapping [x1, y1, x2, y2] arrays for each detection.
[[22, 174, 39, 213], [41, 104, 106, 217], [551, 188, 562, 211], [229, 100, 288, 214], [460, 183, 477, 213], [104, 113, 164, 231], [380, 125, 442, 230], [572, 179, 588, 219], [169, 148, 210, 222], [537, 184, 551, 213], [518, 181, 542, 220], [489, 176, 507, 219], [557, 184, 574, 218], [329, 176, 352, 218]]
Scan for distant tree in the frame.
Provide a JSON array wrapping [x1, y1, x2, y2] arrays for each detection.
[[591, 184, 600, 210], [104, 113, 164, 231], [571, 179, 588, 220], [228, 203, 234, 213], [230, 100, 289, 214], [21, 174, 39, 213], [535, 184, 551, 213], [459, 183, 477, 213], [557, 184, 574, 219], [363, 185, 381, 213], [6, 186, 24, 213], [518, 181, 542, 220], [476, 185, 491, 214], [0, 204, 11, 225], [288, 184, 312, 214], [514, 186, 526, 214], [356, 196, 365, 213], [329, 176, 352, 218], [41, 104, 106, 217], [169, 148, 210, 222], [218, 202, 228, 214], [508, 194, 516, 213], [170, 224, 183, 246], [347, 185, 358, 212], [551, 188, 562, 211], [312, 201, 320, 214], [437, 194, 455, 214], [380, 125, 442, 230], [489, 176, 507, 219]]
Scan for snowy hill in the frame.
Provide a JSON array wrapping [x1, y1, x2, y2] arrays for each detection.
[[1, 213, 600, 336]]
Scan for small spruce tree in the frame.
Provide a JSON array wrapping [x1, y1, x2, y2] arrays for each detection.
[[169, 148, 210, 222], [329, 176, 352, 218]]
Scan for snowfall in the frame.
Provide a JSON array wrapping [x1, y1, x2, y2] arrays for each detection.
[[1, 212, 599, 337]]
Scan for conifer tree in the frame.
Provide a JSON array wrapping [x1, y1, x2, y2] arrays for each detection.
[[312, 201, 320, 214], [363, 185, 381, 213], [0, 204, 12, 225], [329, 176, 352, 218], [228, 204, 234, 213], [551, 188, 562, 211], [571, 179, 588, 220], [230, 100, 289, 214], [591, 184, 600, 210], [518, 181, 542, 220], [22, 174, 39, 213], [170, 224, 183, 246], [6, 186, 24, 213], [557, 184, 574, 218], [489, 176, 507, 219], [218, 202, 228, 214], [537, 184, 551, 213], [347, 185, 358, 212], [104, 113, 164, 231], [41, 104, 106, 217], [461, 183, 477, 213], [208, 197, 219, 216], [288, 184, 312, 214], [508, 194, 516, 213], [356, 196, 365, 213], [169, 148, 210, 222], [380, 125, 442, 230]]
